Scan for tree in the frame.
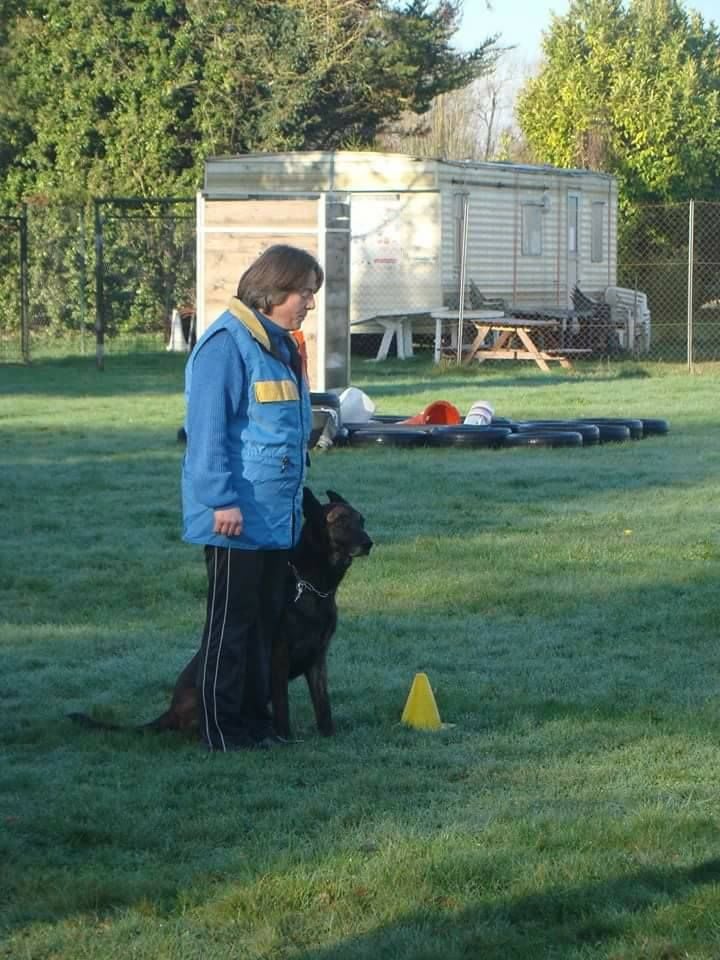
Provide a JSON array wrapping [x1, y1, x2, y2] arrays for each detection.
[[0, 0, 496, 340], [0, 0, 496, 203], [516, 0, 720, 205], [377, 84, 495, 161], [376, 50, 537, 163]]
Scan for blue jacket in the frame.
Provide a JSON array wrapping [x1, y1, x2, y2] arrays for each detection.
[[181, 298, 311, 550]]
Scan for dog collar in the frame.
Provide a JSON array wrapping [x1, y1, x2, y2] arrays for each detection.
[[289, 563, 330, 603]]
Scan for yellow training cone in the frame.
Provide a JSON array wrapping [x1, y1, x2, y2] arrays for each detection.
[[401, 672, 442, 730]]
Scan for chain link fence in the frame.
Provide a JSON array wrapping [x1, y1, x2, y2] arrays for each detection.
[[0, 210, 29, 363], [618, 200, 720, 367], [351, 199, 720, 367], [1, 196, 719, 367], [94, 198, 196, 365], [0, 197, 195, 364]]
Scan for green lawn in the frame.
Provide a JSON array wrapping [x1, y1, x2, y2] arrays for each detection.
[[2, 353, 720, 959]]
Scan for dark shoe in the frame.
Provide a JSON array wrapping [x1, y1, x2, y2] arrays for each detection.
[[202, 736, 270, 752], [262, 733, 304, 746], [235, 738, 271, 751]]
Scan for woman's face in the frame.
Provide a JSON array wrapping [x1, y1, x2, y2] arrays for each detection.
[[266, 272, 318, 331]]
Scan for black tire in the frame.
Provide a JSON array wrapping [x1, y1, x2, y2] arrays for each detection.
[[345, 422, 428, 433], [514, 421, 601, 444], [347, 427, 429, 448], [503, 430, 584, 448], [578, 417, 643, 439], [426, 425, 511, 448], [639, 418, 669, 436], [590, 423, 632, 442], [310, 391, 341, 411]]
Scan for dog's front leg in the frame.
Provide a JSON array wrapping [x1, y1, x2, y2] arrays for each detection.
[[271, 639, 292, 739], [306, 656, 334, 736]]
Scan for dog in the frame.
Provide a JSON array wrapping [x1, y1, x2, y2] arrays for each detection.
[[69, 488, 372, 740]]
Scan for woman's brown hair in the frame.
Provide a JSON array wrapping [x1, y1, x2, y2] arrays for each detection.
[[236, 245, 324, 313]]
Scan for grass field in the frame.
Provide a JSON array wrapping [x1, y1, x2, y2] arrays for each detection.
[[2, 353, 720, 960]]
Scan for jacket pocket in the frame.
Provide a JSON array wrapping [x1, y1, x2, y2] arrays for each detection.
[[230, 449, 298, 548]]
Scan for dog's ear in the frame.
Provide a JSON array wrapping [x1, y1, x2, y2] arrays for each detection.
[[326, 490, 348, 505], [303, 486, 325, 520]]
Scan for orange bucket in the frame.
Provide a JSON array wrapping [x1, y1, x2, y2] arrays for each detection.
[[400, 400, 462, 426]]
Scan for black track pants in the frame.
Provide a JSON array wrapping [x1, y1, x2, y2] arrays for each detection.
[[197, 546, 288, 751]]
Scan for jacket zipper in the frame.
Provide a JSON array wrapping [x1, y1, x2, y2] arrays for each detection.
[[253, 327, 305, 547], [285, 350, 305, 548], [290, 373, 307, 546]]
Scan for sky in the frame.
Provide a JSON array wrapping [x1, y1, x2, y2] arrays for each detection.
[[454, 0, 720, 63]]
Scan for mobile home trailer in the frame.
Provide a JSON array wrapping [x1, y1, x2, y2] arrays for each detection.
[[197, 151, 617, 388]]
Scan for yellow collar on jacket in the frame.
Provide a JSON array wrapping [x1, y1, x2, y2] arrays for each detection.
[[227, 297, 272, 351]]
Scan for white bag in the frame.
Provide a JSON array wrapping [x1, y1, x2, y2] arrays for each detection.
[[339, 386, 376, 424]]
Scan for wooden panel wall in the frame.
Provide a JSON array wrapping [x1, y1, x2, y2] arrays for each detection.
[[201, 198, 321, 385]]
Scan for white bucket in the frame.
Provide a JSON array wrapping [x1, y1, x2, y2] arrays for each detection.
[[464, 399, 494, 425]]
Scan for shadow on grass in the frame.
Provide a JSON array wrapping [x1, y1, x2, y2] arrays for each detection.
[[353, 375, 578, 398], [4, 736, 719, 957], [350, 357, 654, 397], [290, 858, 720, 959], [0, 352, 187, 398], [1, 413, 706, 465], [2, 353, 623, 405], [3, 556, 720, 946], [2, 354, 720, 953], [2, 424, 186, 458]]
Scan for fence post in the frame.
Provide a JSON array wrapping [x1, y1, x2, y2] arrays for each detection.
[[456, 194, 469, 364], [77, 209, 87, 354], [19, 204, 29, 364], [94, 199, 104, 371], [687, 199, 694, 373]]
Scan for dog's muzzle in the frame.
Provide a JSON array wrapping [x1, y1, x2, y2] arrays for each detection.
[[351, 536, 373, 557]]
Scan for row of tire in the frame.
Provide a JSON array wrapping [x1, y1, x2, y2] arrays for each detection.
[[331, 416, 669, 449]]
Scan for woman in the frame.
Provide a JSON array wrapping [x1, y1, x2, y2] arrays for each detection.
[[182, 245, 324, 751]]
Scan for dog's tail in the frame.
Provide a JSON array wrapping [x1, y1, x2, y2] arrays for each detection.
[[67, 706, 193, 734], [68, 656, 202, 736]]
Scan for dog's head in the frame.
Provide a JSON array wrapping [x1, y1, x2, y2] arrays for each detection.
[[302, 487, 373, 566]]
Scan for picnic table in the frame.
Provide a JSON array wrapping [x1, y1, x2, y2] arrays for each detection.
[[350, 310, 434, 361], [431, 307, 591, 371], [351, 304, 594, 369]]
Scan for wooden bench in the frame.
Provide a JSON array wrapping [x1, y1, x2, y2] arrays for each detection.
[[546, 348, 592, 355]]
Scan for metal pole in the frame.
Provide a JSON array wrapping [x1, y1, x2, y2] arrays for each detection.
[[687, 199, 694, 373], [78, 209, 87, 354], [456, 195, 469, 365], [94, 199, 104, 371], [19, 204, 30, 364]]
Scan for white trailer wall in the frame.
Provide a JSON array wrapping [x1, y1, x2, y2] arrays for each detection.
[[349, 191, 442, 325], [438, 163, 616, 307]]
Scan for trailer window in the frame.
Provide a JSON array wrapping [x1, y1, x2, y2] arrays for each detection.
[[591, 202, 605, 262], [522, 204, 542, 256]]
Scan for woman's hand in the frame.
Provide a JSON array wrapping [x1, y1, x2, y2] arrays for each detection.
[[213, 507, 243, 537]]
